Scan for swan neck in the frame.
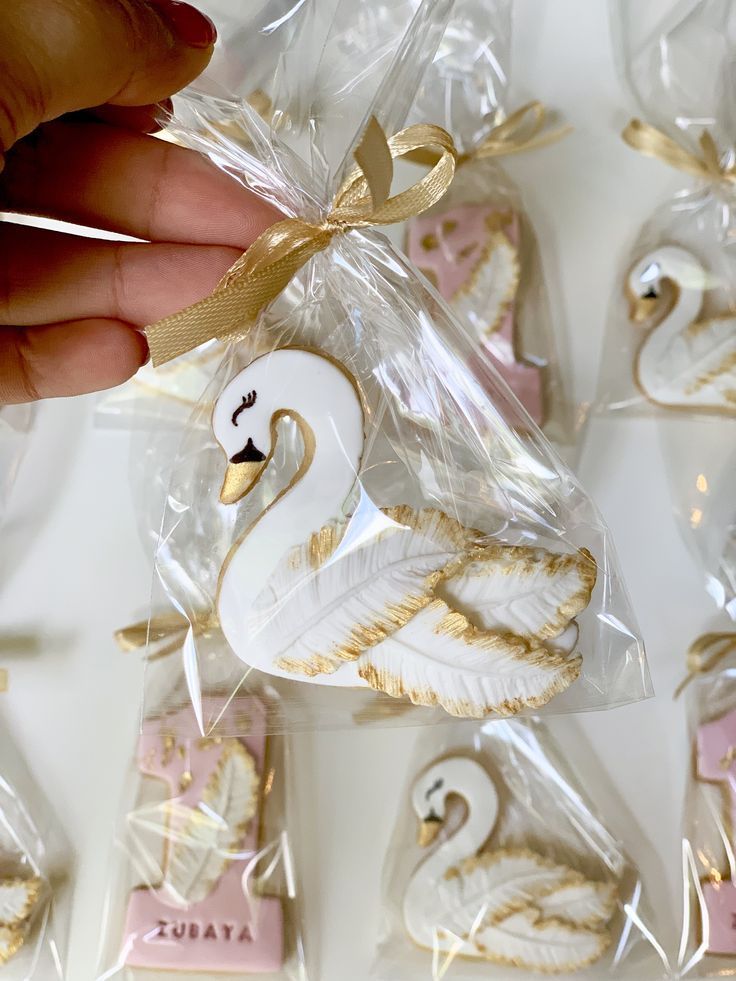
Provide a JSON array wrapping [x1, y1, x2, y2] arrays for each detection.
[[411, 774, 497, 888]]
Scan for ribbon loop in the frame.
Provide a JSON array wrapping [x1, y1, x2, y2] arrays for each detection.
[[622, 118, 736, 185], [146, 118, 457, 366], [674, 631, 736, 699], [403, 101, 571, 168], [472, 101, 572, 160]]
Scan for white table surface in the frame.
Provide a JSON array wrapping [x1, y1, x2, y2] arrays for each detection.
[[0, 1, 729, 978]]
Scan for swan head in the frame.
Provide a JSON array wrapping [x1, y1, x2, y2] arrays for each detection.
[[213, 360, 276, 505], [411, 761, 451, 848], [625, 246, 706, 325]]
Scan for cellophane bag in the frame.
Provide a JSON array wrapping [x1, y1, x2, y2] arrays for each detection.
[[0, 716, 66, 979], [142, 0, 650, 735], [95, 685, 304, 980], [373, 719, 669, 980], [597, 0, 736, 616], [0, 406, 33, 533], [677, 631, 736, 976], [402, 0, 575, 445]]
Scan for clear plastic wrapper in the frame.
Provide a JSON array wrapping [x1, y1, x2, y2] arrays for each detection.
[[598, 0, 736, 616], [95, 686, 304, 980], [373, 718, 668, 979], [0, 407, 33, 535], [0, 714, 66, 979], [403, 0, 574, 444], [660, 416, 736, 618], [141, 0, 650, 734], [677, 631, 736, 976]]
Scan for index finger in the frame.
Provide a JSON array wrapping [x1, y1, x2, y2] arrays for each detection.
[[0, 0, 216, 156]]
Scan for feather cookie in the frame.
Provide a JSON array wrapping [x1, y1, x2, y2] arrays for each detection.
[[407, 203, 545, 424], [122, 698, 284, 974]]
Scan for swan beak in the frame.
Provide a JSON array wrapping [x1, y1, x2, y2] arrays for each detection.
[[628, 293, 658, 324], [417, 817, 442, 848], [219, 461, 267, 505]]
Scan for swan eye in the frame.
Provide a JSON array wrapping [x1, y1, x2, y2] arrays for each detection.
[[642, 287, 659, 300], [232, 390, 257, 426]]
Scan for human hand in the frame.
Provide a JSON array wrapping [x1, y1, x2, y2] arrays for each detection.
[[0, 0, 277, 403]]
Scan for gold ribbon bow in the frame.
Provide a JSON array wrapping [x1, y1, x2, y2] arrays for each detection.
[[115, 610, 218, 662], [674, 632, 736, 699], [622, 118, 736, 184], [405, 101, 572, 168], [146, 117, 456, 366]]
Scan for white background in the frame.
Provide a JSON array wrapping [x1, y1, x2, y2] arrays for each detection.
[[0, 1, 731, 978]]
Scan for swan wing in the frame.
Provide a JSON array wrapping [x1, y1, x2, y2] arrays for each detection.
[[472, 907, 611, 972], [431, 849, 594, 938], [358, 599, 581, 716], [251, 507, 475, 677], [0, 926, 23, 965], [643, 314, 736, 410], [437, 545, 596, 642], [0, 877, 41, 925], [535, 879, 618, 927], [165, 740, 259, 905]]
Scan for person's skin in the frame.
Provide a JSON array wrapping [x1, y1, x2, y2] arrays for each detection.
[[0, 0, 278, 404]]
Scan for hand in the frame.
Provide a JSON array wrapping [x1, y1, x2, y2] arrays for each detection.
[[0, 0, 277, 403]]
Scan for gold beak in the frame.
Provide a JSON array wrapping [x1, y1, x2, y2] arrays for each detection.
[[628, 293, 659, 324], [417, 817, 442, 848], [219, 460, 267, 505]]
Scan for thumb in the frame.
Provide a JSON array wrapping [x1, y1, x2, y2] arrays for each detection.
[[0, 0, 216, 155]]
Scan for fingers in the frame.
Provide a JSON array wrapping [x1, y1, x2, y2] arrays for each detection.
[[0, 223, 242, 328], [1, 120, 278, 249], [0, 0, 216, 156], [0, 320, 149, 403], [85, 101, 174, 135]]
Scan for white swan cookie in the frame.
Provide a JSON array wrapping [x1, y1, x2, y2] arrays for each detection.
[[626, 246, 736, 413], [213, 348, 596, 718], [403, 756, 617, 973]]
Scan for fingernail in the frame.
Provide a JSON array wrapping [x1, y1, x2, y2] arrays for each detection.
[[136, 330, 151, 366], [152, 1, 217, 49]]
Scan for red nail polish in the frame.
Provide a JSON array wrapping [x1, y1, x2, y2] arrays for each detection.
[[152, 1, 217, 49]]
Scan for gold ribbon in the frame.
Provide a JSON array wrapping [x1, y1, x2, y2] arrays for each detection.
[[115, 611, 218, 662], [623, 118, 736, 184], [674, 632, 736, 699], [405, 101, 572, 168], [0, 669, 6, 693], [146, 117, 456, 366]]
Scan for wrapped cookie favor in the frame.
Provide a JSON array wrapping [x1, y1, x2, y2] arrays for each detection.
[[678, 631, 736, 976], [95, 691, 304, 980], [595, 0, 736, 612], [373, 719, 668, 980], [403, 0, 574, 443], [138, 0, 649, 733]]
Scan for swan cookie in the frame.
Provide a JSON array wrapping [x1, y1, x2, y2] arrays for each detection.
[[626, 246, 736, 413], [122, 697, 283, 974], [0, 876, 42, 965], [406, 203, 545, 425], [213, 347, 596, 718], [403, 756, 617, 973], [695, 705, 736, 956]]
